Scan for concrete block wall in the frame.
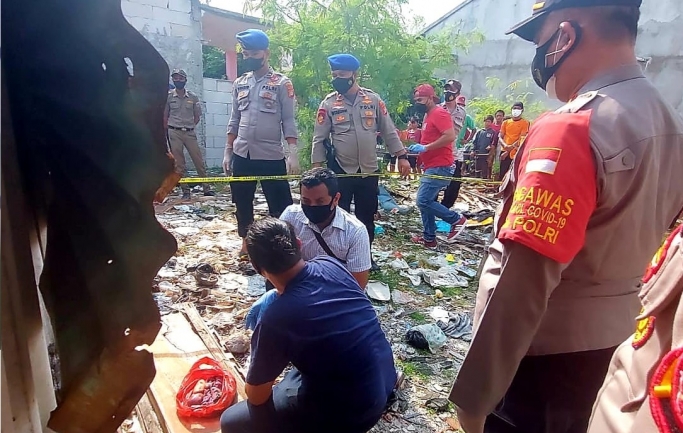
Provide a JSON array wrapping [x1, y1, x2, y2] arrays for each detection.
[[203, 78, 233, 168], [122, 0, 206, 169]]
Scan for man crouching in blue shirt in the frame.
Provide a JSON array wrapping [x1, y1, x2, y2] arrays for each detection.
[[220, 217, 397, 433]]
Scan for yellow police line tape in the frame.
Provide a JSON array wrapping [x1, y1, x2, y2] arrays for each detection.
[[178, 172, 502, 185]]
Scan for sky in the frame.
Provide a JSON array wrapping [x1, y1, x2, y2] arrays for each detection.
[[207, 0, 463, 31]]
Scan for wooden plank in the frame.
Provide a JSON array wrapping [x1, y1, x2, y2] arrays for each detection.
[[135, 392, 163, 433], [147, 312, 232, 433], [175, 303, 247, 399]]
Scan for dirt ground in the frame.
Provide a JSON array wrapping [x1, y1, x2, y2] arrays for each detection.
[[123, 176, 500, 433]]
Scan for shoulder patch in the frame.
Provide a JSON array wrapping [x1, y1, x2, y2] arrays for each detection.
[[379, 100, 387, 115], [285, 81, 295, 98], [648, 347, 683, 433], [555, 91, 599, 114], [632, 308, 656, 349], [643, 225, 683, 284], [317, 108, 327, 125]]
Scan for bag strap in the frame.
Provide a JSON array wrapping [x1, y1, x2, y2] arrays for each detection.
[[310, 229, 347, 264]]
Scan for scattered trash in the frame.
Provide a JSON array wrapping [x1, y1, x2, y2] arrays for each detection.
[[392, 290, 415, 304], [173, 226, 200, 236], [429, 306, 449, 323], [210, 312, 235, 333], [194, 263, 218, 288], [453, 264, 477, 279], [224, 332, 250, 355], [400, 270, 422, 286], [374, 225, 385, 236], [423, 267, 469, 288], [390, 258, 410, 270], [437, 312, 473, 342], [425, 397, 451, 413], [158, 280, 178, 294], [367, 281, 391, 301], [243, 275, 266, 297], [434, 289, 444, 298], [405, 324, 447, 353], [436, 220, 451, 233]]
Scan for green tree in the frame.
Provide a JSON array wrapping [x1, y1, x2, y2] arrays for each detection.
[[202, 45, 227, 79], [244, 0, 482, 168], [467, 77, 546, 126]]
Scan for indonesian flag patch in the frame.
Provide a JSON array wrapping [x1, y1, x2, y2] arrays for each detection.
[[525, 147, 562, 175]]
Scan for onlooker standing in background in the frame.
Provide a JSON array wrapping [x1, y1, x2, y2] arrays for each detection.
[[497, 102, 530, 180], [471, 115, 497, 179], [488, 110, 505, 179], [439, 81, 466, 209], [164, 68, 215, 199], [402, 117, 422, 178]]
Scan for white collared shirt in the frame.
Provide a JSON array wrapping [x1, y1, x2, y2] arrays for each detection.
[[280, 205, 371, 273]]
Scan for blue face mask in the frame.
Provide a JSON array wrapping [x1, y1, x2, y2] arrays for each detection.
[[173, 80, 186, 89]]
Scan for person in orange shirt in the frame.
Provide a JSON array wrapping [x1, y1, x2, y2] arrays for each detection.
[[497, 102, 530, 180]]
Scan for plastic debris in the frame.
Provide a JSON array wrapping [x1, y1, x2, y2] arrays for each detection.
[[400, 270, 422, 286], [453, 264, 477, 279], [173, 226, 200, 236], [437, 312, 473, 342], [391, 290, 415, 304], [436, 220, 451, 233], [429, 306, 449, 323], [390, 258, 410, 270], [422, 267, 469, 288], [404, 324, 447, 353], [367, 281, 391, 301], [374, 225, 385, 236]]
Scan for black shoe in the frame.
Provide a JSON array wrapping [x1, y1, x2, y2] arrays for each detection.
[[203, 191, 216, 197], [181, 191, 191, 200], [370, 259, 380, 272]]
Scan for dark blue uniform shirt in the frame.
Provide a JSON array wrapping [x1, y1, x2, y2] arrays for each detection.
[[247, 257, 396, 422]]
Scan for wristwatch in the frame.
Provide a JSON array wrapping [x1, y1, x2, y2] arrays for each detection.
[[397, 154, 409, 161]]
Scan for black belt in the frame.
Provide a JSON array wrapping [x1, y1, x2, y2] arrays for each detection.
[[168, 126, 194, 131]]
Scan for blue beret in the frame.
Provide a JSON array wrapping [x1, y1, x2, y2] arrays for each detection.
[[328, 54, 360, 71], [236, 29, 269, 50]]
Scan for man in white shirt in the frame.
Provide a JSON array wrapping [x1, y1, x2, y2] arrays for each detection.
[[246, 167, 371, 329]]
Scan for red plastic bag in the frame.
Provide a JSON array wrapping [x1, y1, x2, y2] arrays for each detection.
[[176, 357, 237, 418]]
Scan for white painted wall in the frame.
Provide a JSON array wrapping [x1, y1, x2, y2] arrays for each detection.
[[202, 78, 233, 168], [425, 0, 683, 114]]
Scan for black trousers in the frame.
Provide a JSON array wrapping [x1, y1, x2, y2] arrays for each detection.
[[230, 154, 293, 238], [475, 155, 489, 179], [498, 156, 512, 181], [441, 161, 462, 209], [337, 173, 379, 245], [220, 369, 384, 433], [484, 347, 617, 433]]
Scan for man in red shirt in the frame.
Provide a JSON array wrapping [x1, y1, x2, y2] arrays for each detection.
[[408, 84, 467, 248]]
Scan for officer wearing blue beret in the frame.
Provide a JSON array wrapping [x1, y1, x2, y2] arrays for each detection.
[[225, 29, 300, 260], [311, 54, 410, 270]]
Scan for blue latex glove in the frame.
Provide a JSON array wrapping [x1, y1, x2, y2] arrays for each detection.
[[408, 144, 427, 153], [245, 289, 279, 330]]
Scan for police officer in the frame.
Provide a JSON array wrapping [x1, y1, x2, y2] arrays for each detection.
[[587, 225, 683, 433], [164, 68, 214, 199], [439, 79, 466, 209], [447, 1, 683, 432], [311, 54, 410, 269], [224, 29, 300, 259]]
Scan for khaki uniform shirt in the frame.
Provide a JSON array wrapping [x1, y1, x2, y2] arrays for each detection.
[[167, 89, 201, 129], [442, 103, 465, 160], [449, 65, 683, 416], [588, 226, 683, 433], [228, 69, 298, 161], [311, 88, 403, 174]]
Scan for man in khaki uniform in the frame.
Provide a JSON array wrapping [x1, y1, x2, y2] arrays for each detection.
[[587, 224, 683, 433], [164, 68, 214, 199], [447, 1, 683, 432], [311, 53, 410, 269]]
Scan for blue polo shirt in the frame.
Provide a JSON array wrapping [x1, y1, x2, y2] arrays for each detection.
[[247, 257, 396, 421]]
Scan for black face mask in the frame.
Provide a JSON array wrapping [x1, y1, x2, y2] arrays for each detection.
[[444, 91, 458, 102], [243, 57, 265, 72], [531, 23, 581, 90], [332, 77, 354, 94], [414, 103, 427, 116], [173, 80, 186, 89], [302, 202, 335, 225]]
